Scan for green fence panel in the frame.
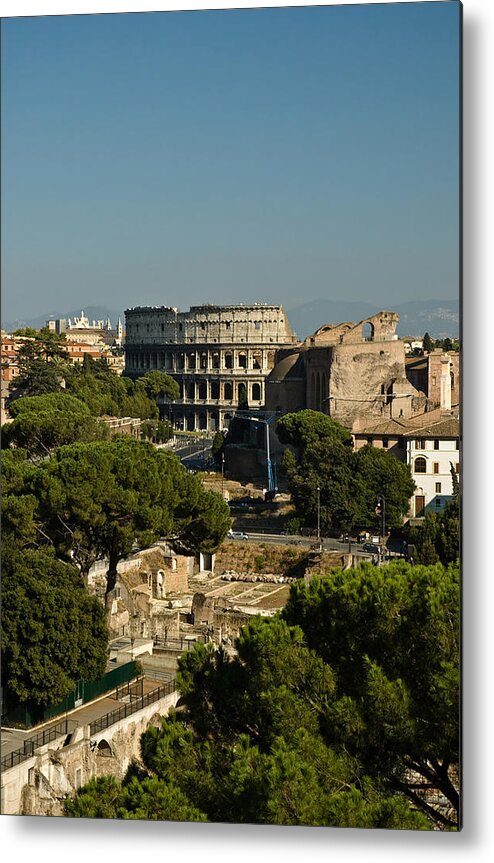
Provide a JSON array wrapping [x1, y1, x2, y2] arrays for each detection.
[[3, 661, 140, 729], [82, 662, 140, 703]]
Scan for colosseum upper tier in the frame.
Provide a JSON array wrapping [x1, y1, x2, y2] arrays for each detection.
[[124, 304, 296, 431]]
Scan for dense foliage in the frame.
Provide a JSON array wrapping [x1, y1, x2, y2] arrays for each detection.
[[1, 435, 229, 708], [32, 438, 231, 592], [406, 498, 460, 565], [3, 392, 108, 458], [64, 355, 159, 419], [65, 615, 429, 829], [9, 335, 179, 422], [282, 560, 460, 828], [422, 333, 459, 353], [136, 370, 180, 403], [405, 464, 459, 565], [211, 430, 226, 465], [140, 419, 173, 443], [13, 330, 69, 396], [277, 410, 415, 533], [1, 546, 108, 709]]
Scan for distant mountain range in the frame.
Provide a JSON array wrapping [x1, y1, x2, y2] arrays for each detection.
[[286, 298, 459, 340], [3, 298, 459, 341]]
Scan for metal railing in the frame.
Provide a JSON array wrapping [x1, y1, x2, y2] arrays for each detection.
[[115, 676, 144, 702], [89, 679, 177, 735], [1, 718, 70, 772], [2, 680, 179, 773], [152, 635, 204, 651]]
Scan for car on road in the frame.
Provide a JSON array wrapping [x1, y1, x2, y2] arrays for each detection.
[[362, 542, 380, 554], [227, 530, 249, 541]]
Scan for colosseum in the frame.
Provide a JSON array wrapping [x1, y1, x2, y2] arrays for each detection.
[[124, 304, 296, 431]]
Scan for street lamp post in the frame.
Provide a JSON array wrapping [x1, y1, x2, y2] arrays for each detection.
[[317, 484, 321, 549], [376, 494, 386, 545], [221, 452, 225, 499]]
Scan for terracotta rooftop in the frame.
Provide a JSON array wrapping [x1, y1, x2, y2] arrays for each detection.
[[402, 415, 460, 439], [353, 418, 410, 436], [354, 407, 460, 439]]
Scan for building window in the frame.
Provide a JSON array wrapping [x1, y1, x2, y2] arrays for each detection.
[[238, 382, 247, 407], [179, 323, 183, 331], [456, 463, 460, 474], [435, 482, 442, 493], [225, 321, 231, 329], [367, 436, 373, 445], [433, 462, 439, 474], [238, 352, 247, 369], [415, 438, 426, 449], [434, 440, 440, 450], [382, 438, 388, 448], [414, 457, 427, 473], [255, 321, 261, 330], [435, 498, 442, 507], [252, 382, 261, 401], [456, 440, 460, 450], [224, 382, 233, 400]]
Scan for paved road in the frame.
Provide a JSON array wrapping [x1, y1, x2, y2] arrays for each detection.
[[227, 531, 406, 560], [173, 439, 213, 465], [229, 531, 363, 554]]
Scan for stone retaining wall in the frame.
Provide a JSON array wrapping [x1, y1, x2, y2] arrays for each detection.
[[1, 690, 178, 816]]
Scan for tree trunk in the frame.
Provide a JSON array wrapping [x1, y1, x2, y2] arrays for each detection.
[[105, 536, 121, 618]]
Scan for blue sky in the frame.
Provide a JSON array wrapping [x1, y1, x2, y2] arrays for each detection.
[[1, 2, 460, 322]]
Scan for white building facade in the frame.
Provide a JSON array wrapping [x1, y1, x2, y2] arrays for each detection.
[[405, 417, 460, 517]]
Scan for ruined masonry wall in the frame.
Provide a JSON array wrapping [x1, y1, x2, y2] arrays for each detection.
[[125, 304, 294, 347], [2, 690, 178, 816]]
